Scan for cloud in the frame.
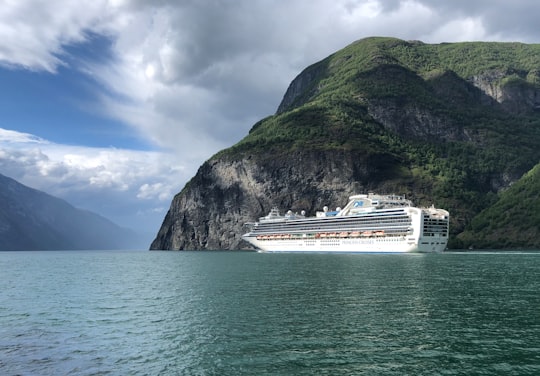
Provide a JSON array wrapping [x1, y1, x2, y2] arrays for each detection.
[[0, 128, 185, 231], [0, 0, 121, 72], [0, 128, 49, 144], [137, 182, 171, 201]]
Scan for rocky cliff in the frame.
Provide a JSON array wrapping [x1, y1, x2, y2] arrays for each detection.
[[151, 150, 402, 250], [151, 37, 540, 250]]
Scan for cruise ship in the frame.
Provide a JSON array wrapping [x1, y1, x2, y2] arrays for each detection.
[[242, 193, 449, 253]]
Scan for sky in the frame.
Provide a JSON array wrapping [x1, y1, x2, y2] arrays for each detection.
[[0, 0, 539, 246]]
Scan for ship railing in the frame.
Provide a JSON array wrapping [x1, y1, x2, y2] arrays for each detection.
[[254, 229, 412, 241]]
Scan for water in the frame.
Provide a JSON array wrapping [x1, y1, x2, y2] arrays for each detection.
[[1, 251, 539, 375]]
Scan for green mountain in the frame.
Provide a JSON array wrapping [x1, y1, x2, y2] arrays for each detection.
[[459, 163, 540, 248], [152, 37, 540, 250]]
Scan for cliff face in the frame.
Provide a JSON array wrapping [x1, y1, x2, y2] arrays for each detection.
[[151, 151, 396, 250], [151, 37, 540, 250], [276, 61, 327, 114], [472, 69, 540, 113]]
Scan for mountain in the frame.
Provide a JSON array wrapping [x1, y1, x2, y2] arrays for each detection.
[[458, 162, 540, 248], [0, 173, 142, 250], [151, 37, 540, 250]]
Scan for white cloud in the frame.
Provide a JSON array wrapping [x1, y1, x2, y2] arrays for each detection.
[[0, 128, 49, 144], [137, 182, 172, 201], [0, 128, 185, 231], [0, 0, 118, 72], [427, 17, 487, 43]]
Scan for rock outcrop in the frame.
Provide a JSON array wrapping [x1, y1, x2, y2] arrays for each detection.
[[151, 150, 403, 250], [276, 61, 328, 114], [472, 69, 540, 113]]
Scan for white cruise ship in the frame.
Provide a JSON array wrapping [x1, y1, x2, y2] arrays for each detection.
[[242, 193, 449, 253]]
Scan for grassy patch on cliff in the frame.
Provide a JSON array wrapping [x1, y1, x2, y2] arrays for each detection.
[[223, 99, 392, 155]]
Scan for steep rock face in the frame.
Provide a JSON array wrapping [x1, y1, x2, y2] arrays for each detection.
[[366, 99, 468, 142], [471, 70, 508, 103], [276, 61, 327, 114], [151, 150, 404, 250], [471, 69, 540, 113]]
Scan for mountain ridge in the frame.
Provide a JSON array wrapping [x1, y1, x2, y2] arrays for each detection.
[[0, 173, 143, 250], [151, 37, 540, 250]]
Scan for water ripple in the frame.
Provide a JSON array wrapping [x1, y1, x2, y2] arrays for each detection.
[[1, 251, 540, 375]]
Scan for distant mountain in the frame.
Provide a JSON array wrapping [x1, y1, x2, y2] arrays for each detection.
[[151, 37, 540, 250], [0, 173, 143, 250]]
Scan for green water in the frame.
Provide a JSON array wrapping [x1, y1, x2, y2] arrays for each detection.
[[1, 251, 539, 375]]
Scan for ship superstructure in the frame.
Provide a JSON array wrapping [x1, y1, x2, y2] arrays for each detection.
[[242, 193, 449, 253]]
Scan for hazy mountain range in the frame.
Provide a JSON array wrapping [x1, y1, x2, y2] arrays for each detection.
[[0, 173, 144, 250]]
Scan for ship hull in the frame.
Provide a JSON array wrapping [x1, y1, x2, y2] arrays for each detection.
[[242, 234, 447, 253]]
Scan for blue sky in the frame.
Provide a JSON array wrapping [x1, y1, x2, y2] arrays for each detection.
[[1, 0, 538, 247]]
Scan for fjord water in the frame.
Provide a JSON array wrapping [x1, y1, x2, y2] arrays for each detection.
[[1, 251, 539, 375]]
